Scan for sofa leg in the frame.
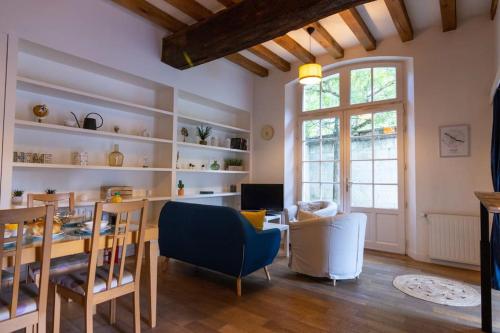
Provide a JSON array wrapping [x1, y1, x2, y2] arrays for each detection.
[[264, 266, 271, 282], [161, 257, 170, 272], [236, 278, 242, 296]]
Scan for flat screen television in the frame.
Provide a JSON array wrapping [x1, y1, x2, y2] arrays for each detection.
[[241, 184, 284, 214]]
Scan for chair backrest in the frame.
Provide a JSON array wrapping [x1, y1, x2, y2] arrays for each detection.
[[27, 192, 75, 213], [85, 200, 148, 295], [0, 205, 54, 323]]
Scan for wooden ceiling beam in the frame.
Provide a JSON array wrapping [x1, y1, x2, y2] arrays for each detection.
[[112, 0, 187, 31], [492, 0, 498, 20], [273, 35, 316, 63], [112, 0, 268, 76], [339, 8, 376, 51], [384, 0, 413, 42], [163, 0, 213, 21], [306, 22, 344, 59], [247, 45, 291, 71], [439, 0, 457, 32], [161, 0, 373, 69], [221, 0, 318, 64], [167, 0, 290, 72]]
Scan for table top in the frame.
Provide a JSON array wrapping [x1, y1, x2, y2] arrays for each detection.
[[2, 222, 158, 265], [475, 192, 500, 213]]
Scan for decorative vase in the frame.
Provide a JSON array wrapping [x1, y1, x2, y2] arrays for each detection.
[[11, 196, 23, 205], [210, 160, 220, 170], [178, 188, 184, 196], [230, 185, 237, 193], [108, 144, 124, 167], [199, 140, 208, 145], [111, 192, 122, 203]]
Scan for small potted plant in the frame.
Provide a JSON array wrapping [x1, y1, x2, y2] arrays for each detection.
[[225, 159, 244, 171], [45, 188, 56, 194], [181, 127, 189, 142], [196, 125, 212, 145], [177, 180, 185, 196], [11, 189, 24, 205]]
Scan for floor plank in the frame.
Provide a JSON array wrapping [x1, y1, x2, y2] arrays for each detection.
[[45, 250, 500, 332]]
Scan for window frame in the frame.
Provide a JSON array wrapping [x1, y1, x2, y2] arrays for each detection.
[[297, 61, 405, 207], [300, 62, 404, 115]]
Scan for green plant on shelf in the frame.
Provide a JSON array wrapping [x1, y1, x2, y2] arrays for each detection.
[[45, 188, 56, 194], [12, 189, 24, 197], [177, 180, 185, 189], [196, 125, 212, 145]]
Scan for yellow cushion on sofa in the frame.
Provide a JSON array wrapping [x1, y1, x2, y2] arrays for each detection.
[[241, 210, 266, 230]]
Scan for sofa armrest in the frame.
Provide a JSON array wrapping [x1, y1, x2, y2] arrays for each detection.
[[241, 228, 281, 276]]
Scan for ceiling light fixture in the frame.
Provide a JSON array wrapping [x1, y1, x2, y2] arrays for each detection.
[[299, 27, 322, 85]]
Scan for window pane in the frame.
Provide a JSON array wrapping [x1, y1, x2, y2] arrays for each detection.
[[303, 120, 320, 140], [351, 114, 372, 136], [374, 185, 398, 209], [321, 74, 340, 108], [373, 67, 397, 102], [321, 162, 336, 182], [351, 161, 372, 183], [374, 135, 397, 159], [374, 160, 398, 184], [374, 111, 397, 135], [303, 162, 320, 182], [303, 84, 321, 111], [303, 140, 320, 161], [303, 183, 320, 201], [322, 139, 339, 160], [351, 184, 373, 208], [351, 137, 372, 160], [321, 183, 334, 201], [321, 117, 339, 138], [350, 68, 372, 104]]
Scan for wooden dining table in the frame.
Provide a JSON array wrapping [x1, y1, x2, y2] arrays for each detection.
[[1, 222, 159, 328]]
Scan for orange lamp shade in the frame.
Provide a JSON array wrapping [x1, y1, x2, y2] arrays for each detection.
[[299, 63, 322, 85]]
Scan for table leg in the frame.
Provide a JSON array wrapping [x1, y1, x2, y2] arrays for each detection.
[[285, 229, 290, 258], [145, 240, 158, 328], [480, 204, 492, 333]]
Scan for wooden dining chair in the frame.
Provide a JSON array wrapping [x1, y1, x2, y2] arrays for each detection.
[[0, 205, 55, 333], [26, 192, 89, 284], [27, 192, 75, 213], [51, 199, 149, 333]]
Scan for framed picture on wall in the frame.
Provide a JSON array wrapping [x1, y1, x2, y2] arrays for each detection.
[[439, 124, 470, 157]]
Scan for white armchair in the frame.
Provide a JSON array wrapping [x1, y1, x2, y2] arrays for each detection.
[[289, 213, 367, 284], [284, 200, 338, 225]]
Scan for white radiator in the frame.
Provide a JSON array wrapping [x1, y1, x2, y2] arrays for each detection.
[[427, 213, 480, 265]]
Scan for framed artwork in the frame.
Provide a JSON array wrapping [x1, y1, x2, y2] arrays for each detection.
[[439, 124, 470, 157]]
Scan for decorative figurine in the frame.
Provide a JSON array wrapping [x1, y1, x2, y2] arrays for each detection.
[[33, 104, 49, 123], [181, 127, 189, 142]]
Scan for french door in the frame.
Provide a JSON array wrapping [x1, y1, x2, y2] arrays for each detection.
[[345, 106, 405, 253], [300, 105, 405, 254]]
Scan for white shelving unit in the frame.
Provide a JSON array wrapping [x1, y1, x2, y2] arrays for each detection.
[[0, 38, 252, 214]]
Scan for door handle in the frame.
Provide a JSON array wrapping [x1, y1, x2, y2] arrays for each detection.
[[346, 178, 350, 192]]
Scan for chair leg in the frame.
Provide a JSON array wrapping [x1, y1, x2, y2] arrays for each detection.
[[236, 278, 242, 297], [109, 299, 116, 324], [264, 266, 271, 282], [52, 285, 61, 333], [133, 291, 141, 333], [333, 279, 336, 287], [161, 256, 170, 272], [85, 303, 94, 333]]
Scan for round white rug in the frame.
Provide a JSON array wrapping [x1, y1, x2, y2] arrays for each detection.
[[393, 274, 480, 307]]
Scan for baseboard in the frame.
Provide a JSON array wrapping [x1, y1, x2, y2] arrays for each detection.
[[407, 250, 479, 271]]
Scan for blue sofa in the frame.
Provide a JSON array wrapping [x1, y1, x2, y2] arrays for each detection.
[[158, 201, 281, 295]]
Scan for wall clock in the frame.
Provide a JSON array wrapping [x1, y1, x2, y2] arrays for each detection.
[[439, 124, 470, 157], [261, 125, 274, 140]]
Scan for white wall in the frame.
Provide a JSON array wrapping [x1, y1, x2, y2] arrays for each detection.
[[252, 15, 495, 262], [0, 0, 254, 112]]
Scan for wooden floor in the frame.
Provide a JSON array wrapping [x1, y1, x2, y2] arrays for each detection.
[[48, 250, 500, 333]]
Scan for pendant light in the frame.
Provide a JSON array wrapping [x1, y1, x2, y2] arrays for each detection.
[[299, 27, 322, 85]]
